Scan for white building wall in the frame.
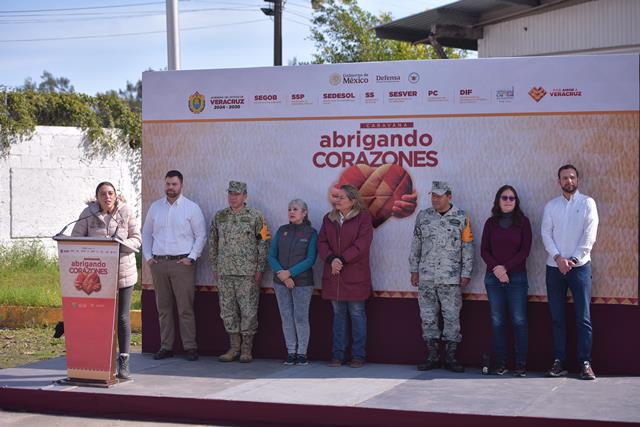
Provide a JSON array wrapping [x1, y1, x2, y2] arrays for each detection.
[[0, 126, 141, 255], [478, 0, 640, 57]]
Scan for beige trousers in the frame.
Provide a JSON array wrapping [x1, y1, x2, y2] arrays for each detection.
[[150, 259, 197, 350]]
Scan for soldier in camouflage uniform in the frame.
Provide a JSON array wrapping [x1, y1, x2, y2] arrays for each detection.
[[210, 181, 270, 363], [409, 181, 474, 372]]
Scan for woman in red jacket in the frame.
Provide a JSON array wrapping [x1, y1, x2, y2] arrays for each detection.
[[318, 184, 373, 368]]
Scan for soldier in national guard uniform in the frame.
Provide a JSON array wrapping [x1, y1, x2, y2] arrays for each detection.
[[409, 181, 474, 372], [210, 181, 270, 363]]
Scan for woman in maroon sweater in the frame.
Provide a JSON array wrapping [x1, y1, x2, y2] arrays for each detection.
[[318, 184, 373, 368], [480, 185, 532, 377]]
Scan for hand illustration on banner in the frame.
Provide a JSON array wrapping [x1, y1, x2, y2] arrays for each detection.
[[332, 164, 416, 228]]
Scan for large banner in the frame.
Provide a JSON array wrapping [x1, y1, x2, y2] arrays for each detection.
[[142, 55, 639, 304], [57, 239, 119, 382]]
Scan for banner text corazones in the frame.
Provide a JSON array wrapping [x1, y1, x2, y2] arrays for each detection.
[[312, 123, 438, 168]]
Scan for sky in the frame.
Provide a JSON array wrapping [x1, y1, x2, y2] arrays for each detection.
[[0, 0, 453, 95]]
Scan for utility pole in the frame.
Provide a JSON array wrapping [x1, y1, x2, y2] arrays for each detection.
[[166, 0, 181, 70], [261, 0, 283, 66]]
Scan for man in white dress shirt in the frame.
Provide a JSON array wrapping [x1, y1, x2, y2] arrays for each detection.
[[142, 170, 207, 361], [541, 164, 598, 380]]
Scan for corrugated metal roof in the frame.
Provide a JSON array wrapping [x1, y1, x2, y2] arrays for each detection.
[[375, 0, 585, 50], [478, 0, 640, 57]]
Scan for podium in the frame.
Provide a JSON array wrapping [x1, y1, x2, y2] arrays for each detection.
[[53, 236, 122, 386]]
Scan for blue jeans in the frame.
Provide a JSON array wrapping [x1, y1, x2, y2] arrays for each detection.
[[274, 284, 313, 355], [331, 300, 367, 361], [546, 262, 593, 363], [485, 271, 529, 366]]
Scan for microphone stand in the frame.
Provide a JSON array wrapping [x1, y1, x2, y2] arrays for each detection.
[[54, 212, 95, 237]]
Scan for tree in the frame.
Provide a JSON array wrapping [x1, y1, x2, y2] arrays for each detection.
[[22, 71, 75, 93], [309, 0, 465, 63], [1, 71, 142, 155], [117, 80, 142, 113]]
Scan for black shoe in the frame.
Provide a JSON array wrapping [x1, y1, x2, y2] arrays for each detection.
[[283, 353, 296, 365], [444, 360, 465, 373], [53, 321, 64, 338], [417, 359, 439, 371], [580, 361, 596, 380], [513, 364, 527, 377], [296, 354, 308, 365], [153, 349, 174, 360], [443, 341, 465, 372], [185, 349, 198, 361], [546, 359, 567, 377], [494, 364, 508, 376]]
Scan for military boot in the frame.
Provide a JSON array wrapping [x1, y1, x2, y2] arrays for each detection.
[[218, 333, 241, 362], [417, 339, 440, 371], [444, 341, 465, 372], [117, 353, 131, 379], [239, 334, 254, 363]]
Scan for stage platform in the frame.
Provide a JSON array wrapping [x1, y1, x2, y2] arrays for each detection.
[[1, 353, 639, 427]]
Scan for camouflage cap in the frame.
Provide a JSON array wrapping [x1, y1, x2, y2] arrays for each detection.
[[227, 180, 247, 194], [430, 180, 452, 196]]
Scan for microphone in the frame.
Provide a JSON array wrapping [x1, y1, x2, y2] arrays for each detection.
[[110, 221, 120, 239], [109, 205, 121, 239], [55, 212, 95, 237]]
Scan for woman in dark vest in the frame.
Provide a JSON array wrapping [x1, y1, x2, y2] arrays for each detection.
[[268, 199, 318, 365]]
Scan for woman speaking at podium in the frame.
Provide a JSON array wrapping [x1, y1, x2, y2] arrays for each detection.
[[71, 181, 141, 380]]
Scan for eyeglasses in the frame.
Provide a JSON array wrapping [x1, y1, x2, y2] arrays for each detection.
[[500, 196, 516, 202]]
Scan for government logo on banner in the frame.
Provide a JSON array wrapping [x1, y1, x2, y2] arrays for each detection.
[[528, 86, 546, 102], [188, 91, 206, 114]]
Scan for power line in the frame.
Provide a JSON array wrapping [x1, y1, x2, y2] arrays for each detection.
[[189, 0, 265, 6], [0, 19, 266, 43], [285, 9, 311, 21], [284, 17, 310, 28], [0, 1, 165, 14], [0, 0, 313, 17], [285, 0, 313, 10], [0, 6, 258, 20], [0, 14, 160, 24], [0, 12, 163, 24]]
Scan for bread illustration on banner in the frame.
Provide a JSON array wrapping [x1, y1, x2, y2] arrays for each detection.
[[337, 164, 416, 228], [74, 272, 87, 290], [74, 271, 102, 295]]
